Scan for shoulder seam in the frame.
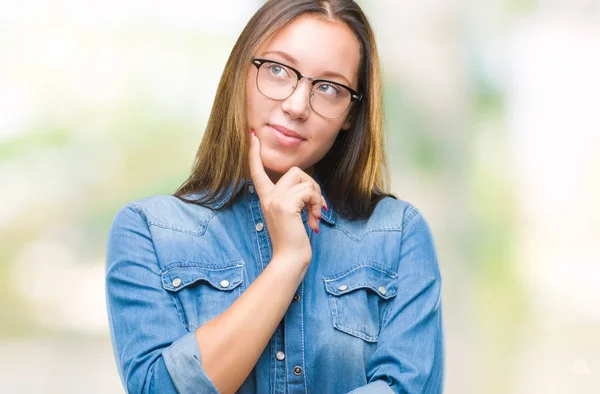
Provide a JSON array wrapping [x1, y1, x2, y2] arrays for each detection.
[[401, 204, 421, 231], [114, 202, 161, 276], [127, 200, 214, 237]]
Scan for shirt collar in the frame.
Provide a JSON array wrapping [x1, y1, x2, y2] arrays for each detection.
[[211, 179, 246, 210]]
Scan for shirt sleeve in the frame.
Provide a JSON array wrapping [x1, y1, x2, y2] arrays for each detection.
[[345, 207, 445, 394], [105, 203, 219, 394]]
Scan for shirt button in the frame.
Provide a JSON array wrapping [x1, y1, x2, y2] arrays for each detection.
[[220, 280, 230, 288], [255, 222, 264, 232], [276, 351, 285, 361], [378, 286, 387, 295], [293, 366, 302, 376], [172, 278, 182, 288], [338, 284, 348, 291], [248, 184, 255, 194], [292, 294, 300, 303]]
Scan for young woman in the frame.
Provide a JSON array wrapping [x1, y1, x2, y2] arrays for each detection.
[[105, 1, 444, 393]]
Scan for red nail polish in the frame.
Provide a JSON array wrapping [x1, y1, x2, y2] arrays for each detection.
[[318, 216, 322, 221], [324, 205, 328, 212], [315, 228, 319, 234]]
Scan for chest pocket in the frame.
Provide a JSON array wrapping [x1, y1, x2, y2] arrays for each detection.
[[323, 263, 398, 342], [161, 261, 244, 331]]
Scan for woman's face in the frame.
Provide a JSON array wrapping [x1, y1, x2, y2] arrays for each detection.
[[246, 13, 361, 181]]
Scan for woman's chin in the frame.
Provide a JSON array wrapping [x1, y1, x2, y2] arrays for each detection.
[[259, 151, 299, 175], [262, 162, 293, 179]]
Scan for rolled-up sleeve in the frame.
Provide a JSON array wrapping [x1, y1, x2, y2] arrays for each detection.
[[105, 203, 219, 394], [345, 207, 445, 394]]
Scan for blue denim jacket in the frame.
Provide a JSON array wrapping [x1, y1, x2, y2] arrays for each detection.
[[105, 177, 444, 394]]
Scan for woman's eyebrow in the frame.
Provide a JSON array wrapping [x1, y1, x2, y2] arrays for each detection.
[[260, 50, 352, 86], [261, 50, 298, 65]]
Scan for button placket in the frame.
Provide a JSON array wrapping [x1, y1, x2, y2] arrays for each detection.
[[284, 281, 306, 392], [271, 324, 286, 394], [247, 188, 272, 272]]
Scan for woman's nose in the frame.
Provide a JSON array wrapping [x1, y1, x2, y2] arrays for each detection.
[[281, 79, 312, 120]]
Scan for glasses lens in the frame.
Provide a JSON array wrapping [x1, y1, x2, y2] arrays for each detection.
[[257, 62, 297, 100], [255, 60, 354, 119], [310, 81, 352, 118]]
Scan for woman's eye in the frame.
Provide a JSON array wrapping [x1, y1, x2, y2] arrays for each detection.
[[317, 83, 341, 96], [268, 64, 288, 78]]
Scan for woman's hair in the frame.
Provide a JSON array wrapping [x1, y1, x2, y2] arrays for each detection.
[[174, 0, 395, 220]]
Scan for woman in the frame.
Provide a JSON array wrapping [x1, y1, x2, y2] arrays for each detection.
[[105, 1, 444, 393]]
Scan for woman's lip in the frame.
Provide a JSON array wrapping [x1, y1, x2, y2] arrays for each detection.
[[270, 124, 304, 139], [269, 125, 305, 147]]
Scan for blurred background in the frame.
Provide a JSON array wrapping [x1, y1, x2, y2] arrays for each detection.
[[1, 0, 598, 392]]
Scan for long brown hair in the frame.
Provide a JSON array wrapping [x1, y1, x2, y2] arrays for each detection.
[[174, 0, 395, 220]]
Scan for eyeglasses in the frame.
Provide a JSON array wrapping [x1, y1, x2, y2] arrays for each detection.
[[251, 58, 362, 119]]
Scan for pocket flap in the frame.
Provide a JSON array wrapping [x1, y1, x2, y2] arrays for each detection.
[[161, 261, 244, 292], [323, 263, 398, 299]]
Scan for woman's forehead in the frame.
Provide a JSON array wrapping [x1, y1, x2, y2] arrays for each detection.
[[256, 14, 361, 86]]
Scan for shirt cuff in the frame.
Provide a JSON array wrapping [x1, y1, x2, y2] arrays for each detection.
[[345, 380, 395, 394], [162, 332, 219, 394]]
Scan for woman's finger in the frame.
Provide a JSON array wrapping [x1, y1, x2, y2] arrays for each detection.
[[276, 166, 322, 197], [247, 131, 274, 197], [276, 167, 326, 212], [287, 184, 323, 233]]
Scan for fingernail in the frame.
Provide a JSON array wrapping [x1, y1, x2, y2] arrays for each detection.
[[324, 205, 328, 212], [315, 228, 319, 234], [318, 216, 322, 221]]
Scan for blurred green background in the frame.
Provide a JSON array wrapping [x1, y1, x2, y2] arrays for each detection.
[[1, 0, 599, 392]]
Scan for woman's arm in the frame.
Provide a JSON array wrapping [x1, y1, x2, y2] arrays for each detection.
[[195, 251, 308, 394], [107, 133, 324, 394], [195, 130, 326, 394], [106, 204, 199, 394], [345, 207, 445, 394], [106, 203, 309, 394]]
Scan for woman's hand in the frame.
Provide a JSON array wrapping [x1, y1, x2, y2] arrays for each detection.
[[248, 130, 327, 265]]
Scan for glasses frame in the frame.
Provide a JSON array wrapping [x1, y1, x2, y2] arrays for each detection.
[[251, 58, 363, 119]]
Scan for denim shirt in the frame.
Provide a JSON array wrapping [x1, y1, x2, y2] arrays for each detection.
[[105, 177, 444, 394]]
